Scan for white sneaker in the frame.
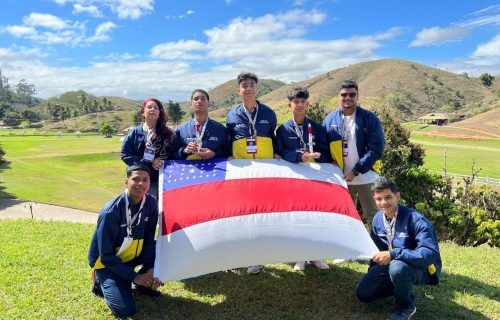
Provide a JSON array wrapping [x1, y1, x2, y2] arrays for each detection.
[[293, 261, 306, 271], [246, 265, 263, 274], [312, 260, 330, 270], [332, 259, 346, 264]]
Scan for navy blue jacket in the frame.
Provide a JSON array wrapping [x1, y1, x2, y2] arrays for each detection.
[[276, 117, 331, 163], [88, 193, 158, 282], [322, 106, 384, 173], [371, 204, 442, 282], [171, 118, 229, 160], [120, 125, 173, 180]]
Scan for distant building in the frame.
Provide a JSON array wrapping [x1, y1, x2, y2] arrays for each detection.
[[419, 113, 466, 126], [118, 126, 134, 136]]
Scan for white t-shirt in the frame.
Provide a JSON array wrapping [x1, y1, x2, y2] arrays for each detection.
[[342, 114, 379, 186]]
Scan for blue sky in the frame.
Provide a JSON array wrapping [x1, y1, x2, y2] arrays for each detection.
[[0, 0, 499, 101]]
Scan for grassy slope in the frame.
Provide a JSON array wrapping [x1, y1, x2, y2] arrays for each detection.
[[0, 219, 498, 320], [0, 134, 124, 211]]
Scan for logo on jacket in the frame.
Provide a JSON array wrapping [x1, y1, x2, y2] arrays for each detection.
[[259, 120, 269, 124], [398, 232, 409, 238], [209, 137, 219, 141]]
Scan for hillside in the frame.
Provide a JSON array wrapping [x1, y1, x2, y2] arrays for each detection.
[[450, 106, 500, 137], [258, 59, 499, 120]]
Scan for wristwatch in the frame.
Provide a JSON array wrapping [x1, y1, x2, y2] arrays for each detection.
[[352, 168, 359, 176]]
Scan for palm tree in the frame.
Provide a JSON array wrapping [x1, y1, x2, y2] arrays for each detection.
[[72, 109, 79, 130]]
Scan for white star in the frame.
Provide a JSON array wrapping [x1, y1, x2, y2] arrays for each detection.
[[189, 169, 195, 173]]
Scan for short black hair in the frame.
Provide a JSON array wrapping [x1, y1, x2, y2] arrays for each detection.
[[340, 80, 358, 92], [191, 89, 210, 101], [237, 72, 258, 85], [372, 177, 399, 194], [287, 87, 309, 101], [126, 164, 151, 177]]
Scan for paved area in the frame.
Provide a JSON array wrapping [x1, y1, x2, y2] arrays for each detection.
[[0, 198, 97, 224]]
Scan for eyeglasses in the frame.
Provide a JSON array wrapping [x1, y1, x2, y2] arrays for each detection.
[[340, 92, 357, 98]]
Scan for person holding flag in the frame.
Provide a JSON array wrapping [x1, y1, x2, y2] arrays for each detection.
[[121, 98, 174, 198], [88, 164, 163, 318], [226, 72, 278, 274], [275, 86, 331, 271], [171, 89, 229, 160]]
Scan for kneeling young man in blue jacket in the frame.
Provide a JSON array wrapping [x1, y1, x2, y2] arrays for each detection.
[[88, 164, 163, 318], [356, 177, 441, 320]]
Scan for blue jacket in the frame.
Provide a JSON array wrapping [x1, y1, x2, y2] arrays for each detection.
[[322, 106, 384, 173], [120, 125, 173, 180], [171, 118, 229, 160], [276, 117, 331, 163], [371, 204, 442, 283], [226, 101, 277, 159], [88, 193, 158, 282]]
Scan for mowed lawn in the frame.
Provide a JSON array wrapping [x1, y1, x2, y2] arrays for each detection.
[[0, 219, 498, 320], [0, 133, 125, 212]]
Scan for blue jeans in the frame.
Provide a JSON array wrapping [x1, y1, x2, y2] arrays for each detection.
[[356, 260, 432, 308]]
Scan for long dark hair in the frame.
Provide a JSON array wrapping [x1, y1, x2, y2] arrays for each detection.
[[141, 98, 173, 139]]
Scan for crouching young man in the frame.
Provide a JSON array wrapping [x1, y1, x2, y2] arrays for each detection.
[[356, 177, 441, 320], [88, 164, 162, 318]]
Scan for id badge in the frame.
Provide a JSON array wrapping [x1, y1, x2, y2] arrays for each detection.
[[342, 139, 348, 157], [116, 236, 133, 256], [143, 145, 156, 162], [246, 137, 257, 154]]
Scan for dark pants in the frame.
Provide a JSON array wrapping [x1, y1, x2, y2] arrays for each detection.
[[94, 268, 136, 318], [356, 260, 432, 308]]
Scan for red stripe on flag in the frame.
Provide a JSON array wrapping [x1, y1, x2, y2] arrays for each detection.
[[161, 178, 359, 235]]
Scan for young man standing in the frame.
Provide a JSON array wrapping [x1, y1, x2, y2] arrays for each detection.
[[323, 80, 384, 224], [275, 86, 330, 271], [88, 164, 162, 318], [225, 72, 278, 275], [356, 177, 441, 320], [226, 72, 278, 160]]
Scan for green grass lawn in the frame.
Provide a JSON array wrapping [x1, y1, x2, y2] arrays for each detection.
[[0, 219, 498, 320], [0, 134, 125, 211]]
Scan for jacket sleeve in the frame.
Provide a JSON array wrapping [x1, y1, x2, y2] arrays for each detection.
[[97, 210, 137, 282], [170, 129, 188, 160], [390, 217, 440, 269], [315, 125, 331, 163], [276, 125, 301, 163], [214, 126, 230, 158], [270, 111, 278, 155], [226, 114, 235, 157], [140, 200, 159, 270], [354, 113, 385, 174], [121, 129, 145, 166]]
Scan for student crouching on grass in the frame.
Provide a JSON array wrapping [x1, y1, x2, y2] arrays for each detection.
[[275, 86, 330, 271], [88, 164, 163, 318], [356, 177, 442, 320]]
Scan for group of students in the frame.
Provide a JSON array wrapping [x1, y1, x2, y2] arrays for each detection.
[[88, 73, 442, 320]]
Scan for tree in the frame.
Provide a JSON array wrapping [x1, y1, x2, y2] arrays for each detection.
[[306, 102, 328, 123], [167, 100, 185, 126], [15, 79, 37, 107], [0, 103, 14, 118], [21, 110, 41, 126], [99, 122, 116, 138], [3, 111, 22, 127], [130, 109, 142, 126], [78, 92, 88, 113], [0, 70, 14, 103], [479, 73, 495, 87], [71, 109, 79, 130]]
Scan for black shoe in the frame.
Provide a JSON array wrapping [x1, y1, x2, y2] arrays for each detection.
[[134, 285, 162, 297], [91, 271, 104, 298], [387, 305, 416, 320]]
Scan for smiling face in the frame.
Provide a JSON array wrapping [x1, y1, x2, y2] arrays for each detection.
[[237, 79, 259, 103], [142, 100, 160, 123], [125, 170, 150, 204], [339, 88, 358, 112], [288, 97, 309, 121], [373, 188, 400, 218]]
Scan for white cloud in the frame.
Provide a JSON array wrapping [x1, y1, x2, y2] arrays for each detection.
[[457, 4, 500, 28], [24, 13, 68, 30], [473, 34, 500, 57], [187, 10, 195, 15], [73, 4, 103, 18], [53, 0, 154, 20], [410, 26, 469, 47], [86, 22, 117, 43], [4, 25, 37, 37], [150, 40, 205, 60], [225, 0, 234, 5]]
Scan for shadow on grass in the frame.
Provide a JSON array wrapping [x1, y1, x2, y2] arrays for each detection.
[[0, 160, 18, 208], [131, 264, 495, 320]]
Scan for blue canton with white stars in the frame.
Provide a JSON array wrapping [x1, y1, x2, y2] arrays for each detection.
[[162, 159, 228, 192]]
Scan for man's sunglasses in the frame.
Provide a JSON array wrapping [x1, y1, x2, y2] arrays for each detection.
[[340, 92, 357, 98]]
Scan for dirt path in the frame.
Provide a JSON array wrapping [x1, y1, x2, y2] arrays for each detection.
[[410, 140, 500, 152], [0, 198, 97, 224]]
